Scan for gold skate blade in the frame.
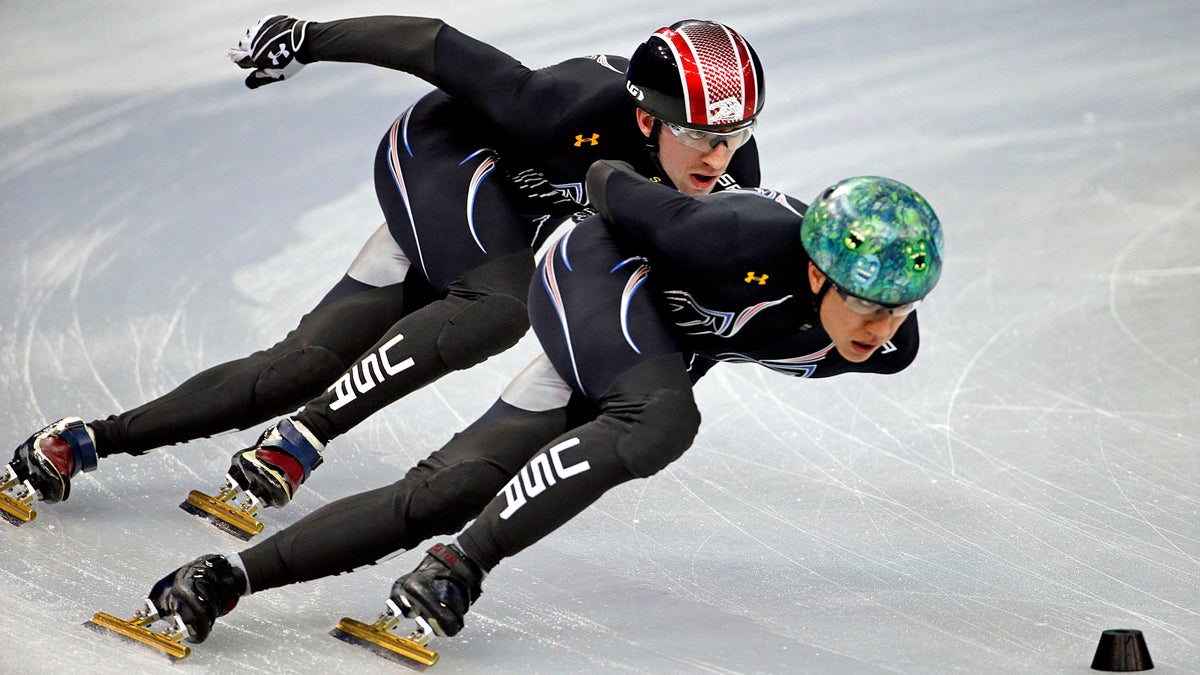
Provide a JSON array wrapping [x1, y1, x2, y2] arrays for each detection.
[[0, 478, 36, 525], [331, 616, 439, 667], [0, 468, 36, 526], [180, 489, 264, 539], [87, 611, 191, 660]]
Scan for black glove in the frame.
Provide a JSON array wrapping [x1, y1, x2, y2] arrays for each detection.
[[229, 15, 310, 89], [585, 160, 638, 221]]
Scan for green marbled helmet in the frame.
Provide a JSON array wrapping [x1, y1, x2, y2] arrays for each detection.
[[801, 176, 943, 306]]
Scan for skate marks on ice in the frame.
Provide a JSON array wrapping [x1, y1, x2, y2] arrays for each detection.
[[5, 0, 1200, 672], [690, 168, 1200, 664]]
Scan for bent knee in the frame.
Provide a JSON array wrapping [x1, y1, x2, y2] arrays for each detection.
[[612, 387, 700, 478], [405, 459, 513, 536], [253, 346, 345, 414], [437, 293, 529, 370]]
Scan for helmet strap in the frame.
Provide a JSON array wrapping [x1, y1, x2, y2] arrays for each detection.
[[643, 118, 670, 183], [808, 278, 833, 331]]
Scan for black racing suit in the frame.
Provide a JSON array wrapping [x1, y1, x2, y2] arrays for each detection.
[[86, 16, 760, 455], [238, 164, 920, 592]]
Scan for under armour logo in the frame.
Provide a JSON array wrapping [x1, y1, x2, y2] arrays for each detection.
[[268, 45, 291, 65], [574, 133, 600, 147], [744, 272, 769, 285]]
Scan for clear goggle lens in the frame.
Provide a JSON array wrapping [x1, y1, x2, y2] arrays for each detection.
[[834, 285, 922, 316], [662, 119, 756, 151]]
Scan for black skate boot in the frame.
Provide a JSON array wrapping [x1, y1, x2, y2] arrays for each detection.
[[390, 543, 484, 637], [8, 417, 99, 503], [148, 554, 248, 644], [227, 418, 324, 507]]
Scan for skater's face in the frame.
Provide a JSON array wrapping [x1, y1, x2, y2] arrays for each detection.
[[636, 109, 742, 197], [808, 263, 911, 363]]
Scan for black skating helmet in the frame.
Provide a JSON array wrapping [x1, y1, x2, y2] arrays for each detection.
[[626, 19, 765, 131]]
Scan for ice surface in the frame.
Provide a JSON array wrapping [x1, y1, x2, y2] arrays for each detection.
[[2, 1, 1199, 672]]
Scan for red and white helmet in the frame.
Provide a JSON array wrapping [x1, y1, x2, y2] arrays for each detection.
[[626, 19, 765, 131]]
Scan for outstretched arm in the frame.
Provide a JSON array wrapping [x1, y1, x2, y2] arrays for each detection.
[[299, 16, 448, 81], [232, 15, 508, 89], [586, 159, 743, 269], [232, 15, 571, 136]]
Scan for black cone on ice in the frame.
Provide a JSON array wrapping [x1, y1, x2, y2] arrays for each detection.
[[1091, 629, 1153, 671]]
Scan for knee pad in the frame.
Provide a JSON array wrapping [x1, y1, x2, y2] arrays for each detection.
[[253, 346, 345, 414], [612, 387, 701, 478], [437, 293, 529, 370], [406, 459, 513, 537]]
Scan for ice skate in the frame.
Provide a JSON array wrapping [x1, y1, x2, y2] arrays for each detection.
[[1, 417, 98, 526], [179, 475, 265, 540], [89, 554, 247, 659], [227, 418, 325, 508], [330, 600, 440, 668], [181, 418, 323, 539], [392, 543, 484, 638], [0, 464, 37, 525], [329, 543, 482, 668], [87, 600, 192, 660]]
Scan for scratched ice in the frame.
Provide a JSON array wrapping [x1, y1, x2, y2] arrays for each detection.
[[2, 2, 1198, 672]]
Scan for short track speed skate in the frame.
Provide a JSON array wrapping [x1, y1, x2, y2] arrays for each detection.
[[3, 417, 100, 526], [179, 475, 265, 540], [330, 600, 440, 668], [0, 464, 37, 525], [87, 600, 192, 660]]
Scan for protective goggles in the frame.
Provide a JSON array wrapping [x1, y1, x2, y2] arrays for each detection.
[[662, 119, 756, 152], [833, 284, 922, 317]]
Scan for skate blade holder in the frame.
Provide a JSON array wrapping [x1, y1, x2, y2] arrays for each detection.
[[179, 475, 265, 540], [330, 600, 439, 668], [87, 600, 191, 660], [0, 465, 37, 526]]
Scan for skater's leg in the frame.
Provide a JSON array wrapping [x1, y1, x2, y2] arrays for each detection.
[[450, 224, 703, 570], [457, 354, 698, 571], [388, 355, 698, 637], [293, 249, 532, 443], [237, 363, 588, 592], [388, 220, 700, 635], [87, 280, 411, 457], [84, 220, 420, 458]]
